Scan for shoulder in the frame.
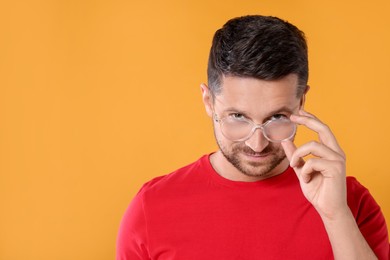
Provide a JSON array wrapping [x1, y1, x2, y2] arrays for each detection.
[[137, 154, 210, 196], [345, 176, 380, 209], [346, 176, 369, 197], [121, 154, 209, 219], [346, 176, 373, 210], [346, 177, 389, 259], [345, 176, 384, 223]]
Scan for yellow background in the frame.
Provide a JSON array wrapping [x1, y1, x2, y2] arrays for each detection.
[[1, 0, 389, 259]]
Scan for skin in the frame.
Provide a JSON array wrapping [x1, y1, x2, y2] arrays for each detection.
[[282, 111, 377, 260], [201, 74, 303, 182], [201, 74, 377, 260]]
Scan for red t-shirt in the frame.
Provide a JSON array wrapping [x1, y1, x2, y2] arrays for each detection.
[[117, 154, 389, 259]]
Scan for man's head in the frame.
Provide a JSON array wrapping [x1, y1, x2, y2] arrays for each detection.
[[207, 15, 308, 99], [202, 15, 309, 181]]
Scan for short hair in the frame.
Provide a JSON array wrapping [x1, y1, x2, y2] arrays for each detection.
[[207, 15, 308, 98]]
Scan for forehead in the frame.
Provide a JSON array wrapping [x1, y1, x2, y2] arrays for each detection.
[[215, 74, 300, 117]]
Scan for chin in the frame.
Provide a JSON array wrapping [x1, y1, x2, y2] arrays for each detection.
[[236, 154, 287, 178]]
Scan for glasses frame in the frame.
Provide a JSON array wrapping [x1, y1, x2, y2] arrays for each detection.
[[213, 113, 297, 143]]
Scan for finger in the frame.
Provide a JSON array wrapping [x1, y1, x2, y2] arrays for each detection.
[[300, 158, 328, 183], [281, 140, 296, 162], [290, 113, 344, 157], [299, 110, 318, 119], [290, 113, 331, 143], [300, 158, 345, 183], [290, 141, 344, 168], [281, 140, 305, 168]]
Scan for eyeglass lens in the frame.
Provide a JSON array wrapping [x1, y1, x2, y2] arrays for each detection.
[[221, 118, 295, 142]]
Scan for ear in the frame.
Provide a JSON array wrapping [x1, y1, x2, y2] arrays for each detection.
[[299, 85, 310, 109], [200, 83, 213, 117]]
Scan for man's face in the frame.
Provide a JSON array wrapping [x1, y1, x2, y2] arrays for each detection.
[[203, 74, 304, 180]]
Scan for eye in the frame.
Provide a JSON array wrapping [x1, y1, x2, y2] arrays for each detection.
[[229, 113, 246, 121], [271, 114, 288, 120]]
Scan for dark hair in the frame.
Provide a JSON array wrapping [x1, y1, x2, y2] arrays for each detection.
[[207, 15, 308, 98]]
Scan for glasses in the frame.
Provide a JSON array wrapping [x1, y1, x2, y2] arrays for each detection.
[[213, 113, 296, 142]]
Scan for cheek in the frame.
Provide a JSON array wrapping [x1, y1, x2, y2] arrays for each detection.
[[269, 142, 283, 150], [218, 137, 236, 150], [271, 143, 287, 156], [216, 133, 240, 152]]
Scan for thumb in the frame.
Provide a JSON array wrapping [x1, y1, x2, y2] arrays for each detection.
[[281, 140, 296, 162], [281, 140, 305, 169]]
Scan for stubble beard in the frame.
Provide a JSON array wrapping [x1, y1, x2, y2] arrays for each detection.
[[216, 137, 287, 179]]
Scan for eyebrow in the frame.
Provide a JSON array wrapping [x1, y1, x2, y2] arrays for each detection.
[[264, 106, 298, 118]]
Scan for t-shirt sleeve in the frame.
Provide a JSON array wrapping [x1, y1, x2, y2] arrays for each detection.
[[116, 187, 151, 260], [347, 177, 390, 260]]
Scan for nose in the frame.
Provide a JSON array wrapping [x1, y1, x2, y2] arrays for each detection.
[[244, 127, 269, 152]]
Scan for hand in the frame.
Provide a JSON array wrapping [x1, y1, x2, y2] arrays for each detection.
[[281, 110, 348, 220]]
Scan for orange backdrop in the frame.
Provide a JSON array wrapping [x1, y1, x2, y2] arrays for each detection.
[[1, 0, 389, 259]]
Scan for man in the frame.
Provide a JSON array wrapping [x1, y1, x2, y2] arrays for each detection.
[[117, 15, 389, 259]]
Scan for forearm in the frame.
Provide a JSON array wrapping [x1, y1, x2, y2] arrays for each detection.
[[321, 208, 377, 260]]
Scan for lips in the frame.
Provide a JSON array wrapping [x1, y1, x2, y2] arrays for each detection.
[[243, 152, 272, 160], [244, 152, 270, 157]]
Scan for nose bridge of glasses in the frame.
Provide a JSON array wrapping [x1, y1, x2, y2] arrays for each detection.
[[244, 122, 270, 150], [252, 120, 267, 131], [247, 123, 266, 140], [244, 118, 296, 143]]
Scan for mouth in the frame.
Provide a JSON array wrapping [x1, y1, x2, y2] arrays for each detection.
[[236, 145, 275, 163], [243, 151, 271, 160]]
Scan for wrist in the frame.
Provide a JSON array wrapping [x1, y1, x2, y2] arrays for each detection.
[[318, 204, 352, 224], [319, 207, 378, 260]]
